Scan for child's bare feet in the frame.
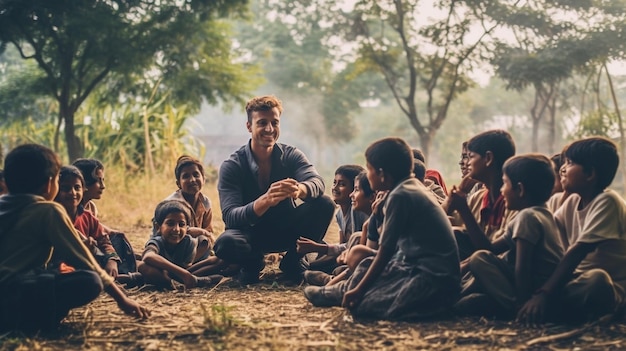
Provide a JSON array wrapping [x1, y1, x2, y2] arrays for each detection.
[[195, 274, 223, 288]]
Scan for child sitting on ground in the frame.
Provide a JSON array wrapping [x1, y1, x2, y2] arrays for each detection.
[[54, 166, 121, 277], [331, 165, 369, 245], [298, 165, 368, 273], [137, 199, 223, 289], [455, 154, 564, 318], [73, 158, 138, 275], [518, 137, 626, 323], [0, 144, 149, 331], [546, 152, 572, 213], [165, 155, 216, 262], [72, 158, 106, 218], [299, 171, 377, 286], [304, 137, 460, 320], [444, 130, 518, 260], [412, 148, 447, 203], [457, 141, 482, 195]]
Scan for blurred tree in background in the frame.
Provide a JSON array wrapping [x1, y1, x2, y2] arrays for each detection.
[[0, 0, 260, 161]]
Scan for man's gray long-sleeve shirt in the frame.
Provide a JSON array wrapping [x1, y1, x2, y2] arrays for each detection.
[[218, 141, 325, 230]]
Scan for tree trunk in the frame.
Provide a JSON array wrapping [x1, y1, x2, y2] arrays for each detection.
[[61, 104, 82, 162], [548, 96, 557, 155], [419, 132, 433, 164], [531, 118, 540, 152]]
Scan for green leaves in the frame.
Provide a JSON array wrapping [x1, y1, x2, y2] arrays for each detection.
[[0, 0, 256, 161]]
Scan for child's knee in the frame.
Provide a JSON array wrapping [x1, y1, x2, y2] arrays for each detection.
[[467, 250, 493, 272], [346, 245, 374, 270]]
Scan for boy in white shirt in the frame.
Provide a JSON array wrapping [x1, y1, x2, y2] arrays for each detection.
[[518, 137, 626, 323]]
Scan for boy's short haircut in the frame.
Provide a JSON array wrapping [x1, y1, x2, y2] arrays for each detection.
[[365, 137, 413, 181], [355, 171, 374, 198], [412, 148, 426, 163], [503, 154, 555, 204], [245, 95, 283, 123], [72, 158, 104, 186], [413, 159, 426, 182], [4, 144, 61, 194], [563, 137, 619, 191], [153, 199, 194, 227], [175, 155, 205, 180], [335, 165, 365, 187], [467, 129, 516, 170], [59, 165, 86, 187]]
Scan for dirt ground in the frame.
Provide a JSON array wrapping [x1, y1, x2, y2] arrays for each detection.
[[1, 225, 626, 351]]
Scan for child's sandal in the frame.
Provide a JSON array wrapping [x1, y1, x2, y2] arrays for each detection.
[[196, 274, 224, 288]]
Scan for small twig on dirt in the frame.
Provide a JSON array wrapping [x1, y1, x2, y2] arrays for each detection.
[[526, 314, 613, 346]]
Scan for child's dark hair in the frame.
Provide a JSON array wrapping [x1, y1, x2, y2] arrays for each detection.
[[503, 154, 555, 205], [335, 165, 365, 188], [59, 165, 85, 187], [413, 159, 426, 182], [412, 148, 426, 163], [365, 137, 413, 182], [4, 144, 61, 194], [153, 199, 193, 228], [175, 155, 205, 181], [550, 153, 563, 176], [563, 137, 619, 191], [467, 129, 516, 171], [72, 158, 104, 186], [245, 95, 283, 123], [355, 171, 374, 198]]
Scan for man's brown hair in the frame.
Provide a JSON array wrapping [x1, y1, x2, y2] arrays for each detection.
[[245, 95, 283, 123]]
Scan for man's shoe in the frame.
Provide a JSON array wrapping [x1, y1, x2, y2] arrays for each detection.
[[304, 270, 332, 286], [279, 256, 310, 275], [303, 286, 343, 307]]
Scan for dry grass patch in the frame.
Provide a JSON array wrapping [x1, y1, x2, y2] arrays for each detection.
[[1, 170, 625, 350]]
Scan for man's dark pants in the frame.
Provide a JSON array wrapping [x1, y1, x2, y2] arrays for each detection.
[[214, 195, 335, 277]]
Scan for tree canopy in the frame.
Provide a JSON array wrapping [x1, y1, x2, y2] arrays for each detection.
[[0, 0, 259, 161]]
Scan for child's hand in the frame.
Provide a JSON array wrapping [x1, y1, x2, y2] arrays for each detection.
[[516, 292, 548, 325], [342, 287, 364, 309], [105, 259, 119, 278], [296, 237, 321, 254], [118, 297, 151, 319], [458, 175, 479, 194], [447, 186, 468, 212], [371, 191, 388, 214]]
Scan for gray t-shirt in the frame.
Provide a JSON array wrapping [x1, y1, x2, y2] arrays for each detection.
[[502, 205, 564, 284], [144, 235, 197, 268], [380, 177, 460, 283]]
